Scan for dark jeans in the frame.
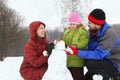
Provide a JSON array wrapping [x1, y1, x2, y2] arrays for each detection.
[[68, 67, 84, 80], [84, 59, 118, 80]]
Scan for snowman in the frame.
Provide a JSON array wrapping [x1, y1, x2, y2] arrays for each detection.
[[42, 40, 73, 80]]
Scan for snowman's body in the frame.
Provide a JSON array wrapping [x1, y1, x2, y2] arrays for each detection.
[[42, 41, 73, 80]]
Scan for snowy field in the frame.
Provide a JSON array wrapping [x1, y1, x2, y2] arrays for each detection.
[[0, 57, 24, 80], [0, 57, 94, 80], [0, 57, 87, 80]]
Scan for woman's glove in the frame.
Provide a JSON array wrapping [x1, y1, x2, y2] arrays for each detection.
[[43, 42, 54, 56], [65, 45, 78, 55]]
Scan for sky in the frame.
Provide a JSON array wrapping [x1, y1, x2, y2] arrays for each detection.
[[92, 0, 120, 24], [7, 0, 120, 29], [7, 0, 60, 29]]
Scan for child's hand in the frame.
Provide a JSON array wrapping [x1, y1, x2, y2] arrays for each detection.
[[65, 45, 78, 55]]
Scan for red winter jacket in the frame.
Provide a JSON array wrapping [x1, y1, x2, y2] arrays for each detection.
[[20, 21, 49, 80]]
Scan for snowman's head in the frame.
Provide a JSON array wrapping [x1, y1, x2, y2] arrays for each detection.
[[54, 40, 65, 50]]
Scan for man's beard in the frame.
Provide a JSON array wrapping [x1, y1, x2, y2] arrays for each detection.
[[89, 29, 98, 33], [89, 29, 98, 41]]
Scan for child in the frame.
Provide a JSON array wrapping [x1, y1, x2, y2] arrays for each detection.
[[63, 12, 88, 80], [20, 21, 49, 80]]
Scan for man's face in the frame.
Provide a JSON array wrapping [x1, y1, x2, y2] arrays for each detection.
[[88, 21, 101, 31]]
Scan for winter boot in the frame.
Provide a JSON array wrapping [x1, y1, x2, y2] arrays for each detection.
[[92, 74, 103, 80]]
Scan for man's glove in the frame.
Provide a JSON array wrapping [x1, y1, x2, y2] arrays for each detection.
[[65, 45, 78, 55], [47, 42, 54, 55], [43, 42, 54, 56]]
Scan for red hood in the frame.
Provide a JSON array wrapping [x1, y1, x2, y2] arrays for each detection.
[[29, 21, 46, 39]]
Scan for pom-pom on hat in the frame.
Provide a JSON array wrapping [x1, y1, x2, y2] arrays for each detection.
[[68, 12, 81, 24], [88, 8, 106, 25]]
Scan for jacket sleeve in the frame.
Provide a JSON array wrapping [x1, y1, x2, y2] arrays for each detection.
[[77, 27, 116, 60], [24, 42, 48, 68], [78, 47, 109, 60]]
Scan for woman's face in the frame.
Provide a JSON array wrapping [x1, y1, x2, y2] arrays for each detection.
[[36, 24, 46, 38], [69, 23, 78, 29]]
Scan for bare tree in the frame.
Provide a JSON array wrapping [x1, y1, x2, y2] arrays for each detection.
[[0, 0, 9, 60], [55, 0, 92, 29], [7, 27, 29, 56], [47, 27, 63, 42], [0, 0, 25, 60]]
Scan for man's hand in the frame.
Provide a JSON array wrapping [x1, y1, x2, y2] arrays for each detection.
[[65, 45, 78, 55]]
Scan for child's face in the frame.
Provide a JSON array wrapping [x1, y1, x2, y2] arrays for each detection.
[[69, 23, 78, 29], [37, 24, 46, 38]]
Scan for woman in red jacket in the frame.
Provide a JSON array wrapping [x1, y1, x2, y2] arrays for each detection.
[[20, 21, 49, 80]]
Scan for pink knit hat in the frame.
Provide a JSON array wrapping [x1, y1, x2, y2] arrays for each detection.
[[68, 12, 81, 24]]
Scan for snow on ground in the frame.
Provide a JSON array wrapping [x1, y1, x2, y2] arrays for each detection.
[[0, 57, 89, 80], [0, 57, 24, 80]]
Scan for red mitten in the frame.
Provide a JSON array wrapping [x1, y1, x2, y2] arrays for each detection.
[[65, 45, 78, 55]]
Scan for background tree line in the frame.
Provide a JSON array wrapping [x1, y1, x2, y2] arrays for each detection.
[[0, 0, 120, 61], [0, 0, 28, 60], [0, 0, 63, 61]]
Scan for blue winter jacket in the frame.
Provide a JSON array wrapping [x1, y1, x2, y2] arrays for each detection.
[[77, 22, 120, 72]]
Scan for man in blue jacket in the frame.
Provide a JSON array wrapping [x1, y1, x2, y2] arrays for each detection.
[[65, 8, 120, 80]]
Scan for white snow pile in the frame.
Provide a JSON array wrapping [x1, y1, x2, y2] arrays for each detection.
[[42, 40, 73, 80], [0, 57, 24, 80], [0, 41, 102, 80], [93, 74, 103, 80]]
